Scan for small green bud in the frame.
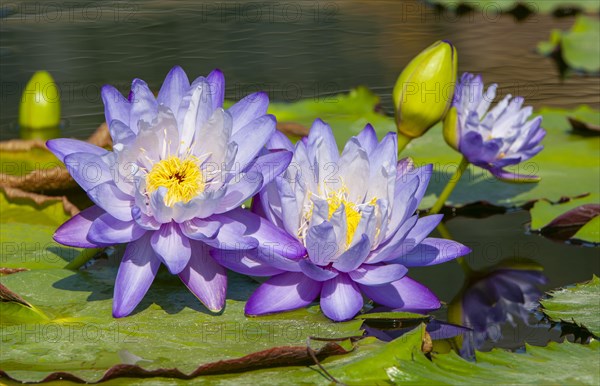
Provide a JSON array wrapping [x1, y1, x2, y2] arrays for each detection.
[[393, 40, 458, 138], [19, 71, 61, 131]]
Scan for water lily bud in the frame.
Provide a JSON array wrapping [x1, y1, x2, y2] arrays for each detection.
[[19, 71, 61, 130], [442, 105, 460, 151], [393, 40, 458, 138]]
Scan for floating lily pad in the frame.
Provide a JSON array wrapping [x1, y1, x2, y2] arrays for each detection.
[[541, 275, 600, 337], [572, 216, 600, 243], [0, 188, 81, 269], [388, 339, 600, 385], [0, 266, 367, 382], [537, 16, 600, 74]]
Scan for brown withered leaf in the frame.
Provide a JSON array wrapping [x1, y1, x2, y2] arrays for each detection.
[[0, 268, 29, 275], [544, 204, 600, 229], [1, 186, 79, 216], [0, 123, 111, 193], [276, 122, 309, 138], [0, 342, 351, 383], [568, 116, 600, 134], [0, 283, 30, 307]]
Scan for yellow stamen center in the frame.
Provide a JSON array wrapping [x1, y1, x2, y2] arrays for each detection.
[[325, 188, 377, 247], [146, 156, 204, 206]]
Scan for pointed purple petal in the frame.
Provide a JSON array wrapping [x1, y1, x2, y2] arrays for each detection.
[[206, 69, 225, 108], [332, 234, 371, 273], [157, 66, 190, 115], [391, 238, 471, 267], [87, 182, 134, 222], [244, 149, 293, 190], [320, 274, 364, 321], [245, 272, 321, 316], [101, 84, 130, 128], [348, 263, 408, 285], [267, 130, 294, 151], [387, 214, 444, 259], [179, 241, 227, 312], [228, 91, 269, 135], [64, 152, 113, 192], [230, 114, 277, 170], [151, 223, 191, 274], [46, 139, 108, 163], [129, 78, 158, 132], [306, 222, 339, 265], [87, 213, 146, 245], [54, 205, 109, 248], [215, 171, 263, 213], [299, 259, 339, 282], [211, 248, 285, 277], [113, 233, 160, 318], [359, 276, 440, 312], [489, 167, 540, 182], [355, 124, 378, 155]]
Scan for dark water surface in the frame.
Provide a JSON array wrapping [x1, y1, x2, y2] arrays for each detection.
[[1, 0, 599, 351], [1, 0, 599, 139]]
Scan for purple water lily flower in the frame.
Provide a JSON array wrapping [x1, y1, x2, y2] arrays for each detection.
[[443, 72, 546, 181], [47, 66, 291, 317], [448, 260, 548, 358], [215, 120, 471, 322]]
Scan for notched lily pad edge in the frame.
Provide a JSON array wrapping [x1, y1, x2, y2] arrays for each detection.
[[0, 340, 358, 384]]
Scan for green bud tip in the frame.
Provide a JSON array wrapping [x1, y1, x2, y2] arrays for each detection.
[[19, 71, 61, 130], [393, 40, 458, 138]]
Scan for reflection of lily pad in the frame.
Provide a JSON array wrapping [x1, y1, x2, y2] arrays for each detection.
[[0, 187, 81, 269], [541, 275, 600, 337], [529, 194, 600, 243], [537, 16, 600, 74], [426, 0, 600, 14]]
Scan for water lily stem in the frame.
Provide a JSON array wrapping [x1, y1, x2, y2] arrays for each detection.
[[396, 132, 413, 154], [429, 156, 469, 214], [65, 248, 103, 271]]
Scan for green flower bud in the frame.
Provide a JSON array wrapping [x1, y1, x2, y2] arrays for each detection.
[[19, 71, 61, 131], [393, 40, 458, 138]]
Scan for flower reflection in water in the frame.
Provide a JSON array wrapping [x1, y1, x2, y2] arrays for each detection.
[[448, 258, 548, 359]]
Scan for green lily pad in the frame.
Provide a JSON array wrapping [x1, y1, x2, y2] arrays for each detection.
[[541, 275, 600, 337], [0, 189, 81, 269], [529, 194, 599, 230], [388, 339, 600, 385], [537, 16, 600, 74], [268, 86, 395, 144], [572, 215, 600, 243], [426, 0, 600, 14], [0, 266, 366, 382]]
